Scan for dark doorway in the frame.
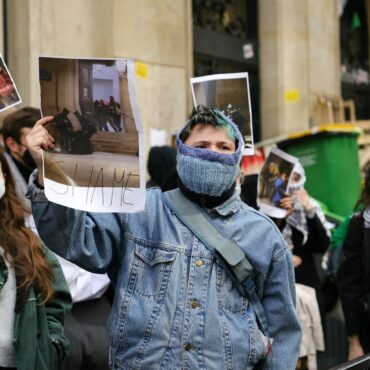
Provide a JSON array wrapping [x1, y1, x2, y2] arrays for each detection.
[[192, 0, 260, 141], [79, 62, 95, 121]]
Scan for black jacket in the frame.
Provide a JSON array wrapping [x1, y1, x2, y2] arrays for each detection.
[[337, 213, 370, 336], [291, 214, 330, 324], [292, 214, 330, 291]]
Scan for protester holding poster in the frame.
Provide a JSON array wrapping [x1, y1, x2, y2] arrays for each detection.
[[26, 105, 301, 369], [283, 162, 331, 328]]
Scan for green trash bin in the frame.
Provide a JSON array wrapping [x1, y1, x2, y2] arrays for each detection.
[[278, 124, 362, 218]]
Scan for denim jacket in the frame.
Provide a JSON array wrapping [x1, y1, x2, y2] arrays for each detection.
[[28, 178, 301, 370]]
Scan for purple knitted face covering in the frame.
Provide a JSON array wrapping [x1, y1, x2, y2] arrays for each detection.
[[176, 113, 244, 196]]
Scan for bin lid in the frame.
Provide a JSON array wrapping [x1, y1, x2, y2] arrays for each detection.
[[256, 123, 362, 148]]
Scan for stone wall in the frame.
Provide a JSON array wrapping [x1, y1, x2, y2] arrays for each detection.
[[4, 0, 345, 144], [6, 0, 193, 151], [259, 0, 340, 139]]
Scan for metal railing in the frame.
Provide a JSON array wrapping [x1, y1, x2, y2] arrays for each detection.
[[329, 354, 370, 370]]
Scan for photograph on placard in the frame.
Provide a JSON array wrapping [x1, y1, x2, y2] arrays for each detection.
[[257, 147, 298, 219], [0, 55, 21, 112], [39, 56, 145, 213], [191, 72, 254, 155]]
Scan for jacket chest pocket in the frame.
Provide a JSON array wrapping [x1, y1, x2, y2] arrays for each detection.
[[132, 243, 177, 298], [216, 264, 248, 313]]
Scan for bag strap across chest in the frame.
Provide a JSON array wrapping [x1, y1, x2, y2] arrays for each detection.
[[163, 188, 270, 337]]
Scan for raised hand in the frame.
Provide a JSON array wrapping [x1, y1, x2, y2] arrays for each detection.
[[25, 116, 55, 186]]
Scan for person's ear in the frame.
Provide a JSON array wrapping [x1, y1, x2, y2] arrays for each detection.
[[5, 137, 20, 154]]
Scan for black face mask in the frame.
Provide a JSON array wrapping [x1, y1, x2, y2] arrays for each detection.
[[22, 149, 37, 170]]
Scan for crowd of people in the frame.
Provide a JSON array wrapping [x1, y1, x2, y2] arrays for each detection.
[[93, 96, 122, 132], [0, 103, 367, 370]]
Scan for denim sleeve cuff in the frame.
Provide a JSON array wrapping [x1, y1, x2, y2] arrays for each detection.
[[26, 169, 49, 202]]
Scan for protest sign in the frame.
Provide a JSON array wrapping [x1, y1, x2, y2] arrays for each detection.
[[39, 56, 145, 212], [257, 147, 298, 218], [191, 72, 254, 155], [0, 55, 21, 112]]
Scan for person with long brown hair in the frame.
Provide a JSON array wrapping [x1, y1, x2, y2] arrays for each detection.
[[0, 149, 72, 370]]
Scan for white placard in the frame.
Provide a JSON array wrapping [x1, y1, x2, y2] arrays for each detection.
[[191, 72, 254, 155]]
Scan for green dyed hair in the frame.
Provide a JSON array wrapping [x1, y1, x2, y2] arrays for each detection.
[[180, 105, 237, 143]]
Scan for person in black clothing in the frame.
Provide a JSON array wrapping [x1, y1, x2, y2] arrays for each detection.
[[146, 145, 177, 189], [282, 162, 330, 329], [240, 173, 259, 209], [337, 167, 370, 361], [94, 100, 109, 132], [53, 108, 73, 152], [107, 96, 121, 132]]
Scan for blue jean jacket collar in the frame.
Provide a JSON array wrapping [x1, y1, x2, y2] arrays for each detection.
[[211, 190, 241, 217]]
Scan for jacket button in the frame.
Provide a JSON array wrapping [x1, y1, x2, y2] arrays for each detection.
[[184, 343, 192, 351], [191, 299, 200, 309], [195, 260, 204, 267]]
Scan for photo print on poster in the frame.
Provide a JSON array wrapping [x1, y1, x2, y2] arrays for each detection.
[[191, 72, 254, 155], [39, 56, 145, 213], [0, 55, 21, 112], [257, 147, 298, 219]]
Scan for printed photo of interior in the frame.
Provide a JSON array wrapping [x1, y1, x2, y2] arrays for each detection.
[[39, 57, 140, 188]]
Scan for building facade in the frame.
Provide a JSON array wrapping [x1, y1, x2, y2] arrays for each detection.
[[0, 0, 368, 148]]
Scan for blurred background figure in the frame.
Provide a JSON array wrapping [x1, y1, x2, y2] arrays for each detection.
[[107, 96, 122, 132], [146, 145, 177, 189], [1, 107, 112, 370], [337, 167, 370, 361], [284, 162, 331, 328], [240, 173, 259, 209], [240, 160, 330, 370], [0, 107, 39, 204], [0, 107, 17, 147], [0, 149, 72, 370]]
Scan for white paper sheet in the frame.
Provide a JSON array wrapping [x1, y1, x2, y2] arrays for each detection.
[[150, 128, 168, 147], [191, 72, 254, 156]]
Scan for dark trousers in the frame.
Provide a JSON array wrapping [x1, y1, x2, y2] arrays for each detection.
[[61, 294, 111, 370], [360, 322, 370, 354]]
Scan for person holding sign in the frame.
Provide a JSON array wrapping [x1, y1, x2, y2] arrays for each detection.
[[26, 106, 301, 370]]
